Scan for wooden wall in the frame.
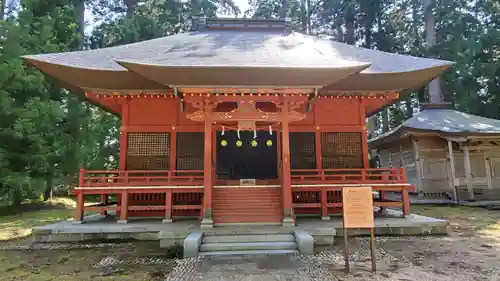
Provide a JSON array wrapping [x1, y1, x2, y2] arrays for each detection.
[[377, 135, 500, 201], [454, 146, 500, 201], [124, 97, 364, 128], [121, 97, 367, 171], [415, 137, 453, 198]]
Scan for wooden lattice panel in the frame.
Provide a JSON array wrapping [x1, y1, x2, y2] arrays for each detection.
[[176, 132, 204, 170], [126, 132, 170, 170], [292, 191, 320, 204], [290, 132, 316, 169], [321, 132, 363, 169]]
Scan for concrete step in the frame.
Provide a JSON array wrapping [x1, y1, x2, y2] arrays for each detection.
[[212, 218, 282, 224], [203, 227, 291, 236], [198, 249, 299, 256], [211, 205, 281, 210], [202, 234, 295, 244], [200, 241, 297, 252]]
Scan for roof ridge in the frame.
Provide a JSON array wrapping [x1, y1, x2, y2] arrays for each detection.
[[192, 17, 293, 32]]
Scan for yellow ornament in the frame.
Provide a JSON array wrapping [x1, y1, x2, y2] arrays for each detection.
[[236, 140, 243, 147], [251, 140, 258, 147], [266, 140, 273, 146], [221, 140, 227, 147]]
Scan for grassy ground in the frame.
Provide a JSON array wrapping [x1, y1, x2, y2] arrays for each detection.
[[0, 202, 499, 280], [0, 198, 80, 241], [0, 243, 177, 281], [0, 197, 102, 241], [412, 204, 500, 241], [0, 197, 178, 280]]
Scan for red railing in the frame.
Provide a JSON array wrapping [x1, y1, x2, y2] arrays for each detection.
[[291, 168, 406, 184], [79, 169, 204, 187]]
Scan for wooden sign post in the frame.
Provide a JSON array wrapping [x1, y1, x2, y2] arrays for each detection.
[[342, 186, 376, 273]]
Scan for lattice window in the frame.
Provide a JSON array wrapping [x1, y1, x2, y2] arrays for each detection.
[[290, 132, 316, 169], [176, 132, 204, 170], [321, 132, 363, 169], [126, 132, 170, 170]]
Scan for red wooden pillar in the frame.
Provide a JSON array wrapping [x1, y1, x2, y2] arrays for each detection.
[[170, 131, 177, 170], [117, 98, 129, 217], [359, 99, 369, 169], [118, 191, 129, 224], [75, 169, 84, 222], [100, 194, 108, 216], [201, 104, 214, 228], [320, 189, 329, 220], [277, 132, 282, 183], [212, 130, 217, 184], [316, 130, 329, 220], [315, 130, 322, 170], [163, 189, 172, 223], [402, 188, 410, 216], [75, 191, 84, 223], [119, 98, 130, 170], [281, 102, 294, 226]]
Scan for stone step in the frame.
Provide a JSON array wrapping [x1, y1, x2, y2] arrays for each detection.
[[202, 227, 291, 236], [202, 234, 295, 244], [198, 249, 299, 256], [200, 241, 297, 252]]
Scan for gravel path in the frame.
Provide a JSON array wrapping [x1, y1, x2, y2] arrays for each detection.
[[163, 236, 500, 281]]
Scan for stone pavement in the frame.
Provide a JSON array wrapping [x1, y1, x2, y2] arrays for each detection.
[[191, 254, 312, 281]]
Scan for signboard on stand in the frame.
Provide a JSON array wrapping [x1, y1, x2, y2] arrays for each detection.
[[341, 186, 376, 273]]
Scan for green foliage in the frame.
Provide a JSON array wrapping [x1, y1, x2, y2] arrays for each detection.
[[0, 0, 117, 206]]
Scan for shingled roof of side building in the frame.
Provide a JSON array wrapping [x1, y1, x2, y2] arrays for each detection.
[[23, 18, 454, 93], [369, 103, 500, 146]]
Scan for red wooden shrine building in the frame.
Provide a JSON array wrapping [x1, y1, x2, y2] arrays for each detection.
[[23, 18, 453, 227]]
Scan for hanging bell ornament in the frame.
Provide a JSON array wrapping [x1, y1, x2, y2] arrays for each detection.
[[251, 140, 258, 147]]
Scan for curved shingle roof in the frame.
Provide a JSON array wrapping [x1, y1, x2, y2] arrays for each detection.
[[369, 109, 500, 146], [23, 19, 454, 91]]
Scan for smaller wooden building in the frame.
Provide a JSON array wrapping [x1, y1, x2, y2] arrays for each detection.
[[369, 103, 500, 203]]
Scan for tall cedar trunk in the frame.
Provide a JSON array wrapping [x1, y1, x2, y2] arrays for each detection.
[[344, 5, 355, 45], [67, 1, 85, 186], [300, 0, 307, 33], [406, 0, 421, 118], [66, 95, 83, 186], [299, 0, 311, 34], [367, 115, 377, 137], [423, 0, 443, 103], [279, 0, 288, 19], [11, 186, 22, 208], [124, 0, 138, 17], [306, 0, 311, 34], [406, 94, 413, 118], [43, 177, 53, 201], [0, 0, 5, 20], [382, 108, 390, 132], [365, 25, 372, 48], [73, 0, 85, 39]]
